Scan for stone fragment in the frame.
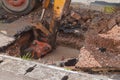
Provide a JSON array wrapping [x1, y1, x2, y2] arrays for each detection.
[[70, 11, 81, 20], [76, 46, 120, 68], [76, 47, 102, 68]]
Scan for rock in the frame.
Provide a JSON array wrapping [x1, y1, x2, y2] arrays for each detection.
[[0, 30, 7, 35], [98, 47, 106, 53], [76, 46, 120, 68], [70, 11, 81, 20], [76, 25, 120, 68], [76, 47, 102, 68], [64, 58, 78, 66], [61, 75, 69, 80]]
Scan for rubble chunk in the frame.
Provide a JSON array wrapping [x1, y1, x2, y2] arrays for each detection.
[[70, 11, 81, 20], [76, 46, 120, 68], [76, 47, 102, 68]]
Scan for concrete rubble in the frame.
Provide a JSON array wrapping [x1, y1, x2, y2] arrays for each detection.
[[0, 33, 15, 49]]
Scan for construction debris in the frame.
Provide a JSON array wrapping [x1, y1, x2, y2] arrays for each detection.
[[76, 25, 120, 68], [70, 11, 81, 20], [0, 33, 15, 51], [0, 3, 120, 75]]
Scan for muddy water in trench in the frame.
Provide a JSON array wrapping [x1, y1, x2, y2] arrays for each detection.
[[37, 46, 79, 64]]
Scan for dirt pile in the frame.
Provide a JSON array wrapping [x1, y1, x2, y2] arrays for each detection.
[[57, 7, 120, 68], [76, 25, 120, 68], [58, 7, 120, 49]]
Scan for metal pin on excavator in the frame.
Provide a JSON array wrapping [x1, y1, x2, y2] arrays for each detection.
[[0, 0, 71, 58]]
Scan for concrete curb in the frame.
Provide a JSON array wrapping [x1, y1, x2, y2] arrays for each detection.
[[0, 54, 111, 80]]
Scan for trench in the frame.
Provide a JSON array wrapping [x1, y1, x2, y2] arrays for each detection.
[[3, 29, 119, 75], [5, 29, 79, 65]]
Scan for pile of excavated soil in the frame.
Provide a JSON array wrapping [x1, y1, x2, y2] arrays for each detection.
[[57, 7, 120, 48], [58, 7, 120, 68], [76, 25, 120, 68]]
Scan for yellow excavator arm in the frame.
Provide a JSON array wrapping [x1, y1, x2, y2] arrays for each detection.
[[31, 0, 71, 58]]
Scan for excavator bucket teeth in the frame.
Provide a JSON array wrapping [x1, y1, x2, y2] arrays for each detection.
[[21, 40, 52, 59]]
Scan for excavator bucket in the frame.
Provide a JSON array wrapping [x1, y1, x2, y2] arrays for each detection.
[[32, 0, 71, 49]]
